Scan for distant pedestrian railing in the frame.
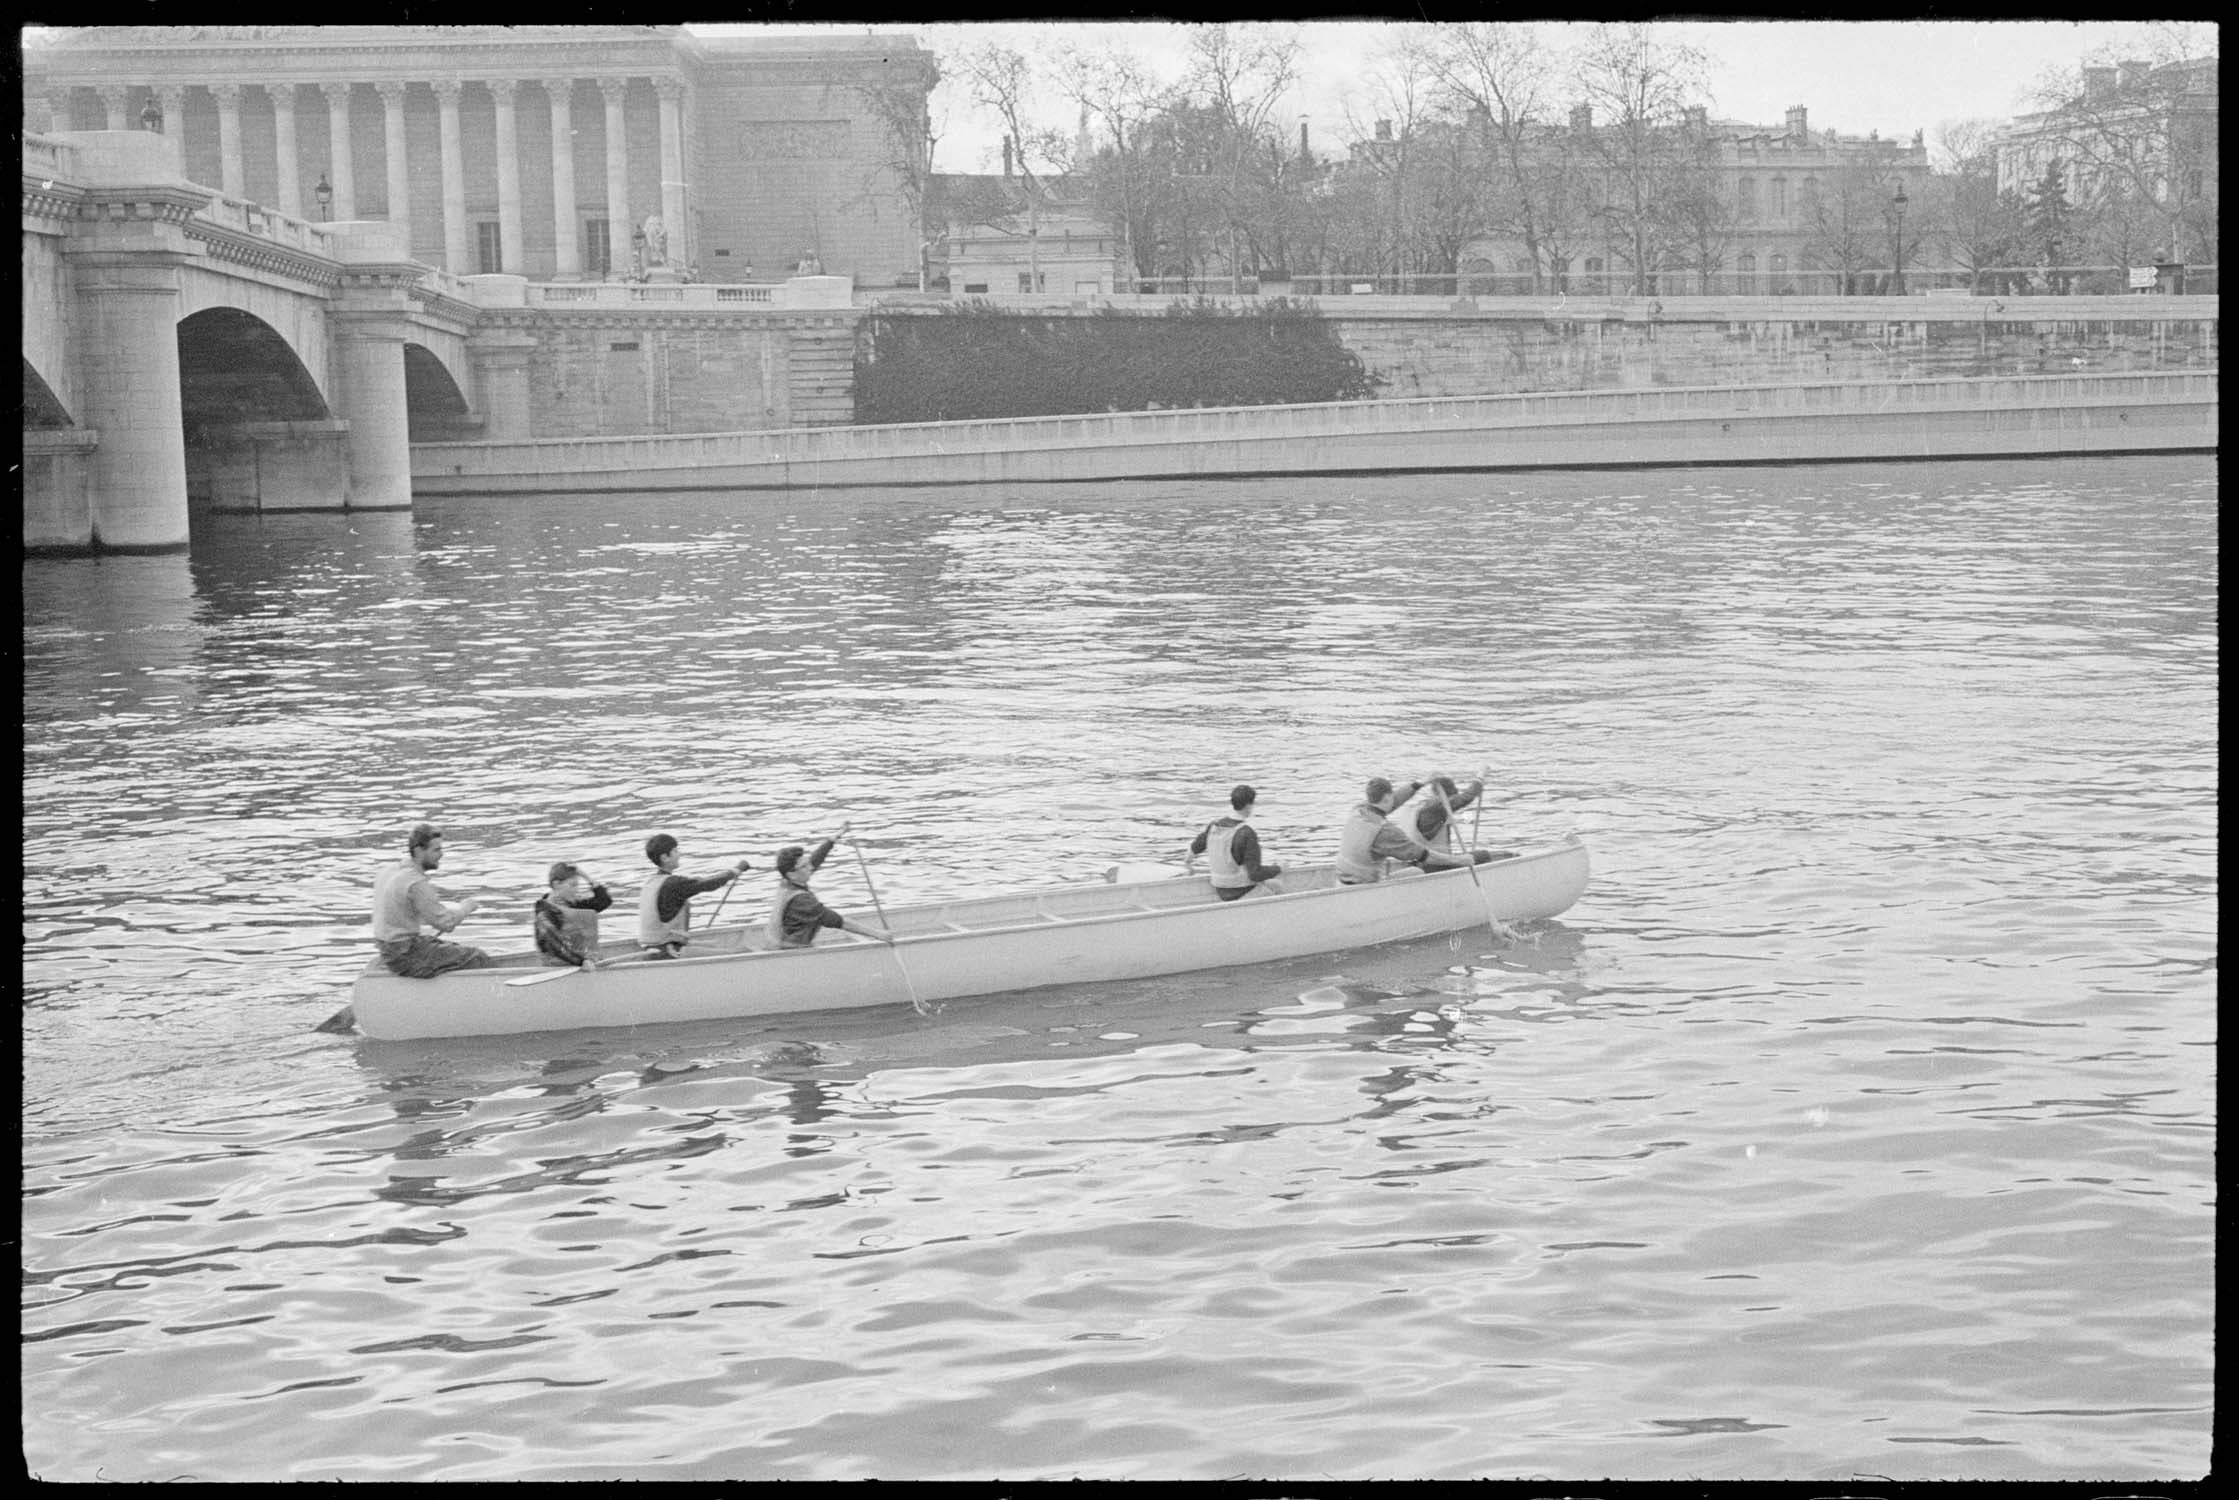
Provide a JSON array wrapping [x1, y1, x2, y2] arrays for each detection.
[[417, 371, 2217, 481], [483, 277, 853, 311], [1063, 265, 2220, 300]]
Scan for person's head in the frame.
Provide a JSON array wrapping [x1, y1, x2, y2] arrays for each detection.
[[1430, 776, 1459, 802], [408, 823, 445, 870], [645, 833, 680, 870], [1364, 777, 1394, 810], [547, 860, 589, 898], [773, 845, 810, 883], [1229, 784, 1257, 814]]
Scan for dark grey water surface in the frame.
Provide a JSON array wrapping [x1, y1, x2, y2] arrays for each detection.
[[22, 457, 2215, 1481]]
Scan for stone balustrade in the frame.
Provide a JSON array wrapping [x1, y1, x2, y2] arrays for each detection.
[[459, 274, 854, 311]]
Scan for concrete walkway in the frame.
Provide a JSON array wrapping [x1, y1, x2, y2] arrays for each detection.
[[412, 371, 2218, 496]]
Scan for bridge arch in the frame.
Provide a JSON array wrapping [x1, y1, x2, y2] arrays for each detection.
[[24, 358, 72, 428], [178, 307, 346, 514], [405, 342, 477, 440]]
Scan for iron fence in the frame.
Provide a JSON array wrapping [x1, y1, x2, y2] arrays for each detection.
[[1108, 266, 2217, 299]]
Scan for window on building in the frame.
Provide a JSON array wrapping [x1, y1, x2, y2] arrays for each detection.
[[476, 221, 503, 275], [586, 218, 612, 276], [1738, 177, 1758, 221], [1770, 252, 1788, 292], [1771, 177, 1788, 219], [1738, 252, 1757, 290], [1017, 271, 1045, 293], [1801, 176, 1819, 215], [963, 282, 989, 294]]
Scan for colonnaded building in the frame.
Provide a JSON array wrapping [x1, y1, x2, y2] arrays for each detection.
[[23, 24, 938, 287]]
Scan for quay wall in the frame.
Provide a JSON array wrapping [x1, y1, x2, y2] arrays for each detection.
[[455, 293, 2217, 440], [411, 372, 2218, 495]]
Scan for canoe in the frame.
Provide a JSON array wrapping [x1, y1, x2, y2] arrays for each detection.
[[345, 834, 1589, 1041]]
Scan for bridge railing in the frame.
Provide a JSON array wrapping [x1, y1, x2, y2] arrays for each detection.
[[192, 192, 343, 258], [22, 131, 79, 181], [467, 277, 854, 311], [415, 370, 2220, 475]]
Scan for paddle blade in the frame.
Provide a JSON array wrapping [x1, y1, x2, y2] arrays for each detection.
[[504, 966, 583, 988], [314, 1005, 356, 1034]]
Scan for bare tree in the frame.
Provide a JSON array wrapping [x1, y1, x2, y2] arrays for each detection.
[[951, 40, 1072, 291], [1570, 22, 1710, 294], [1183, 22, 1303, 291], [1049, 37, 1180, 289], [2025, 33, 2218, 266], [1930, 118, 2025, 293], [847, 55, 943, 290], [1420, 22, 1557, 292]]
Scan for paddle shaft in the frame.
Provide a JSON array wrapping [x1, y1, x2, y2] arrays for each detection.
[[1436, 778, 1513, 946], [847, 831, 925, 1015]]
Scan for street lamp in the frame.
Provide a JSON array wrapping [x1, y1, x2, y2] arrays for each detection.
[[139, 96, 163, 133], [1891, 184, 1909, 296], [314, 174, 333, 220]]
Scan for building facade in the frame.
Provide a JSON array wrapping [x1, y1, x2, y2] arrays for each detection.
[[934, 173, 1124, 296], [23, 24, 937, 287], [1454, 104, 1931, 296], [1992, 57, 2218, 267]]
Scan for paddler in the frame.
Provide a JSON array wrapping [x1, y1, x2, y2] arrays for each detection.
[[769, 838, 893, 948], [1185, 783, 1285, 901], [369, 823, 495, 977], [637, 834, 752, 959]]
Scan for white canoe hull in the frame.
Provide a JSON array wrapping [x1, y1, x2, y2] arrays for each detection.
[[345, 837, 1589, 1041]]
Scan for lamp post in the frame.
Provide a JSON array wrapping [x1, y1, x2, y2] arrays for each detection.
[[139, 96, 163, 133], [314, 173, 333, 221], [1891, 184, 1908, 296]]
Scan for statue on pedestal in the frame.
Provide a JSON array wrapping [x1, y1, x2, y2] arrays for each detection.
[[641, 214, 668, 268]]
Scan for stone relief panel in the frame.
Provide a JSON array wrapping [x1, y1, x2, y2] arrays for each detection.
[[738, 120, 850, 159]]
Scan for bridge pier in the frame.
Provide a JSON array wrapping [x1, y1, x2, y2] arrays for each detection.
[[72, 249, 199, 551], [199, 421, 352, 513]]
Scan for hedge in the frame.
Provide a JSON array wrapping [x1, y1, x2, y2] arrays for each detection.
[[853, 298, 1377, 424]]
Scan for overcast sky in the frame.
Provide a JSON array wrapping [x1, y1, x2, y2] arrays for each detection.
[[689, 18, 2214, 172]]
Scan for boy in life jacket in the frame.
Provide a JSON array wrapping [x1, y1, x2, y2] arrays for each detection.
[[1395, 776, 1502, 872], [768, 839, 893, 948], [638, 834, 752, 959], [1186, 783, 1284, 901], [534, 861, 614, 968]]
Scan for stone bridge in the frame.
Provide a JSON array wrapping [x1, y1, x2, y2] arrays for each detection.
[[23, 129, 484, 551]]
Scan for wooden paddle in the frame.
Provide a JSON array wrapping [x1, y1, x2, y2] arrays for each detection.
[[1435, 775, 1519, 946], [846, 829, 926, 1016]]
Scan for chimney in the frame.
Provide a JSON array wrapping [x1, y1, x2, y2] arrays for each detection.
[[1684, 104, 1708, 130], [1570, 102, 1592, 131], [1299, 118, 1310, 157], [2084, 66, 2116, 98], [1001, 134, 1013, 176], [1784, 105, 1808, 142], [1374, 118, 1392, 141]]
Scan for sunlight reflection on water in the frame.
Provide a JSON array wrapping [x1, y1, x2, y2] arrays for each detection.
[[22, 456, 2215, 1482]]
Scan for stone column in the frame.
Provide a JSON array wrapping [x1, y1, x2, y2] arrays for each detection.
[[270, 82, 302, 216], [154, 84, 187, 146], [599, 76, 631, 276], [375, 81, 411, 250], [330, 274, 419, 511], [433, 79, 470, 273], [211, 83, 245, 198], [489, 78, 523, 275], [98, 85, 129, 132], [548, 78, 581, 279], [320, 81, 357, 220], [655, 76, 686, 270]]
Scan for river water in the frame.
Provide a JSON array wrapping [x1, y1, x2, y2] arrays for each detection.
[[21, 456, 2215, 1483]]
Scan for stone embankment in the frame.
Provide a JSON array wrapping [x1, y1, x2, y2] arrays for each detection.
[[412, 370, 2217, 496]]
